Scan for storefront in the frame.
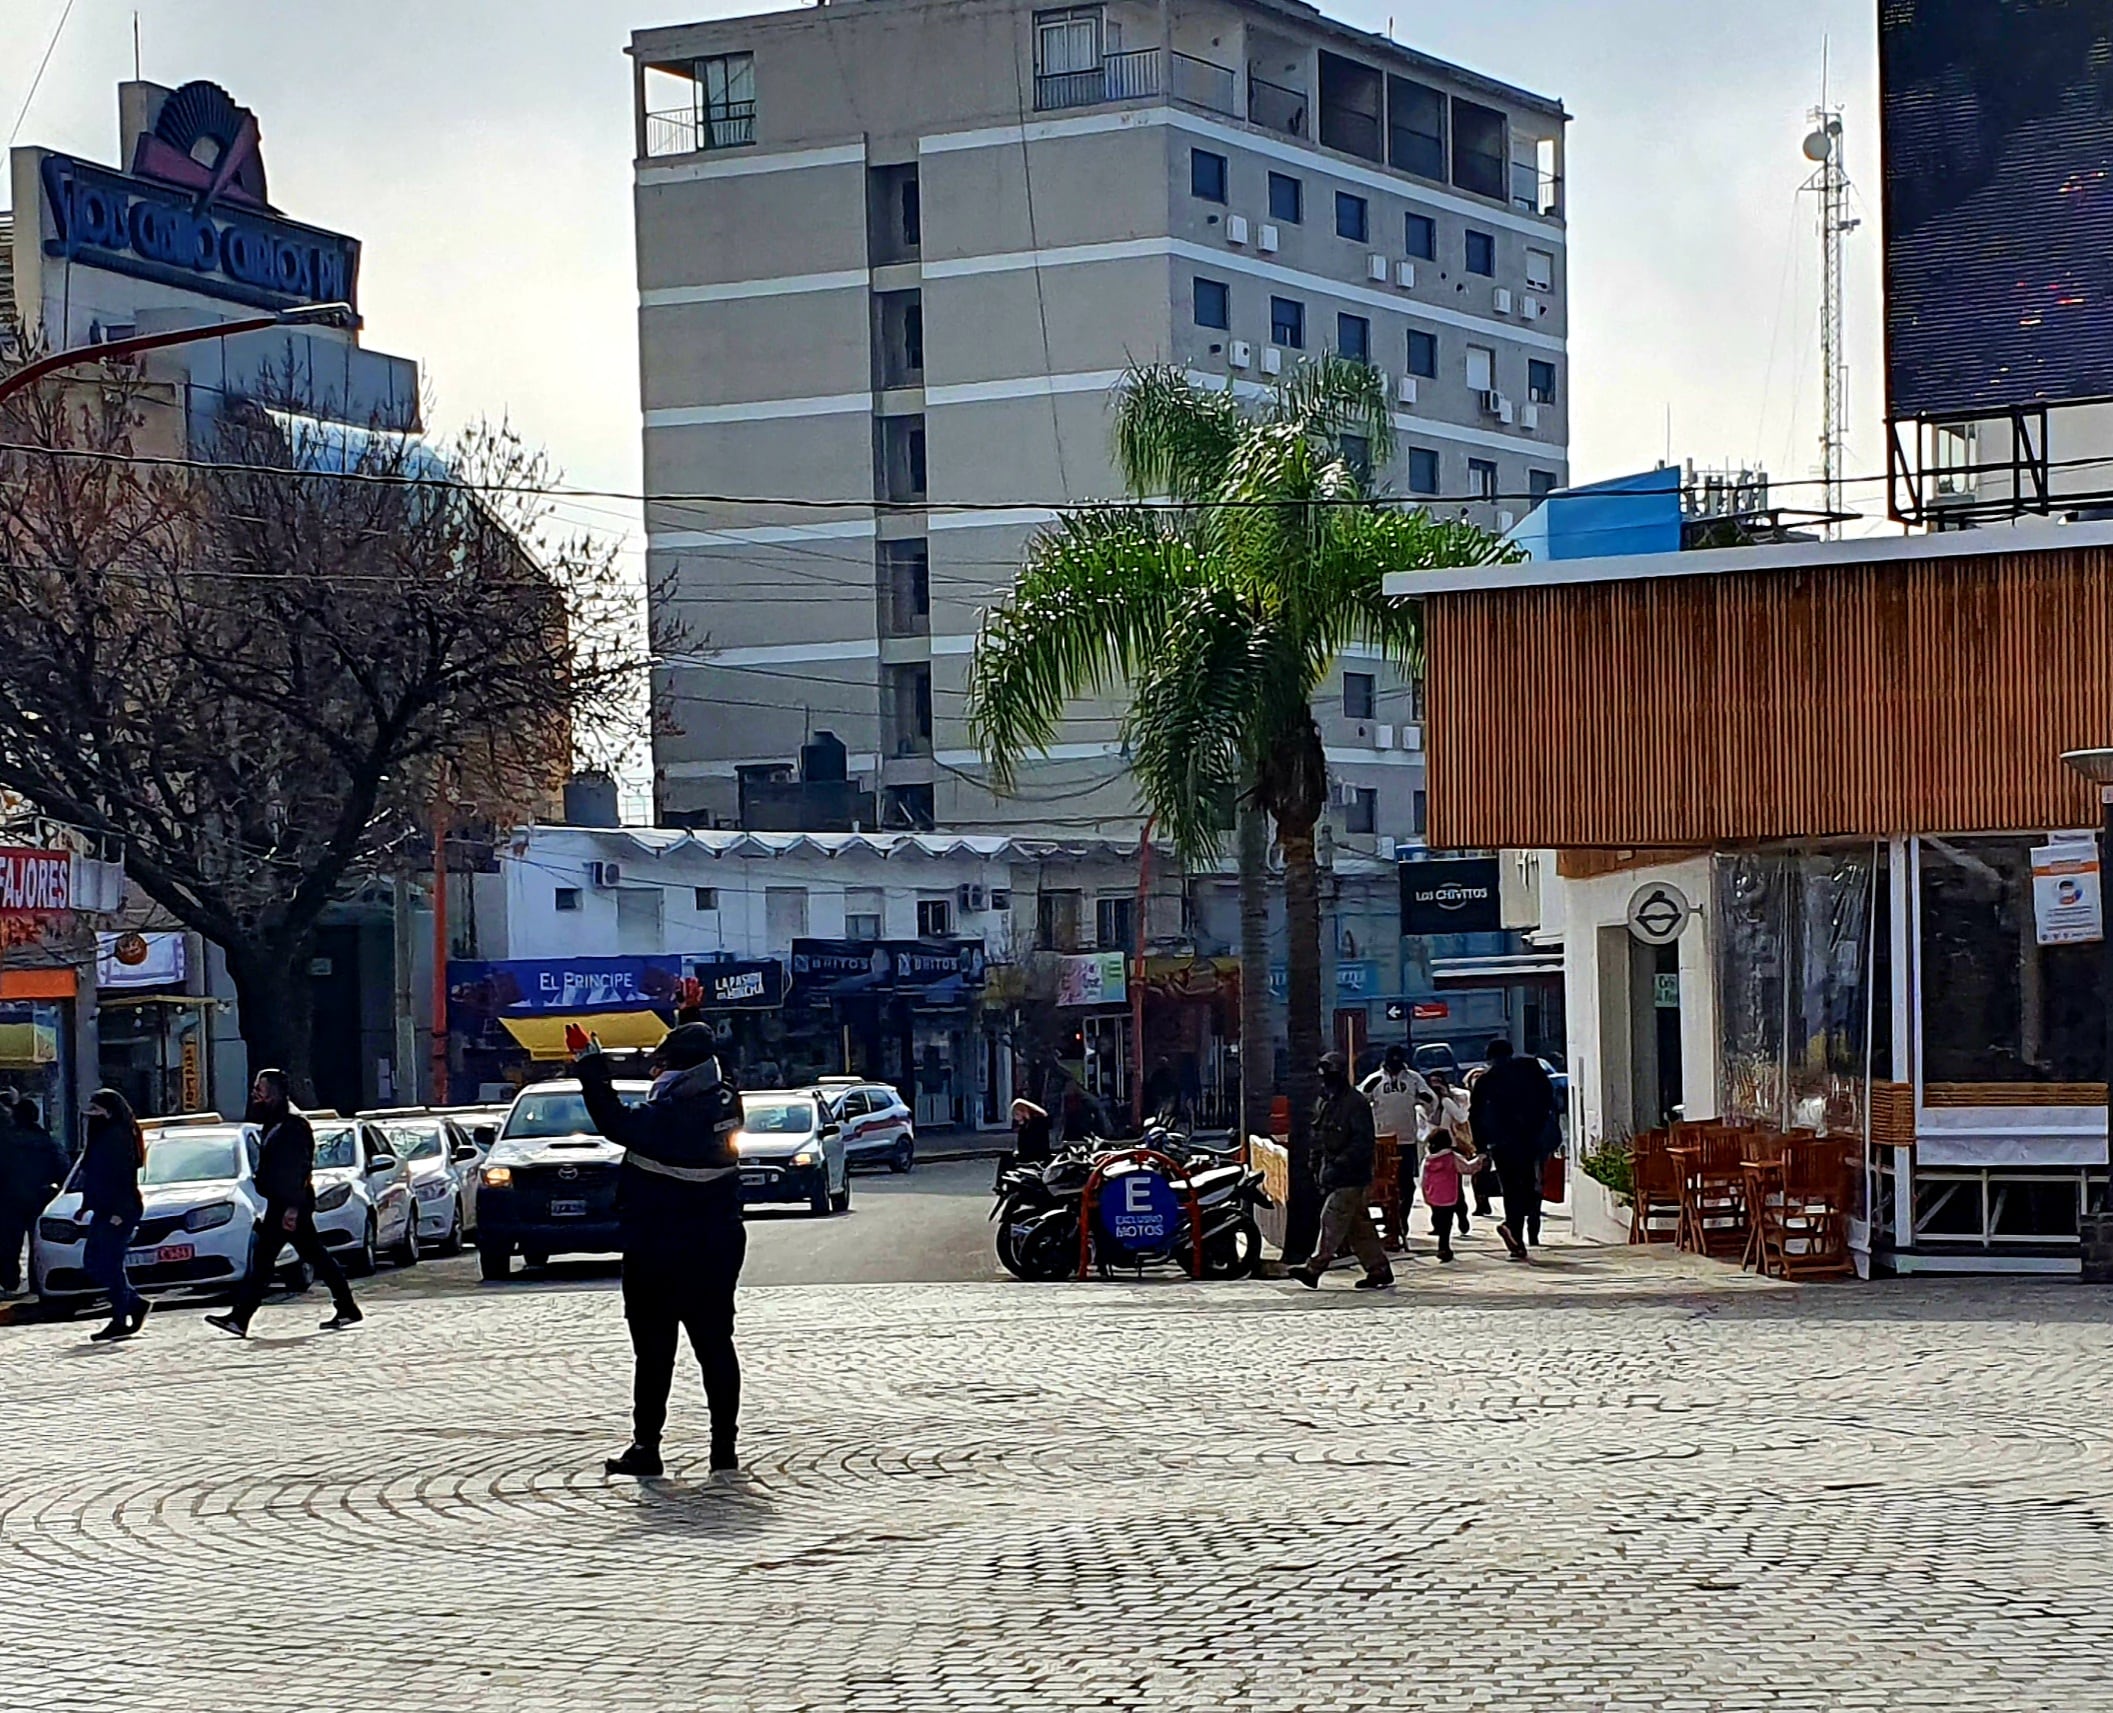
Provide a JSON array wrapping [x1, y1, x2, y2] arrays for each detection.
[[94, 931, 215, 1118], [0, 970, 75, 1140], [786, 938, 989, 1128], [1140, 955, 1241, 1129]]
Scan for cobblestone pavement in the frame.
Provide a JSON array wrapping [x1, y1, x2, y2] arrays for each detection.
[[6, 1237, 2113, 1712]]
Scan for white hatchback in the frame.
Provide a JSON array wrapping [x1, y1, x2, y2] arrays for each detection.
[[32, 1124, 302, 1308], [310, 1119, 418, 1276], [370, 1116, 478, 1252]]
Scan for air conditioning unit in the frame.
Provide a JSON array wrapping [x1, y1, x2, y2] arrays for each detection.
[[1375, 723, 1396, 750], [1226, 214, 1250, 245], [586, 861, 623, 888], [1480, 388, 1507, 417], [1396, 375, 1418, 406], [1395, 261, 1416, 289], [1519, 402, 1541, 431], [1257, 223, 1280, 253], [1498, 397, 1515, 425], [1261, 346, 1284, 375], [1404, 724, 1424, 751], [1521, 293, 1546, 320], [1367, 253, 1389, 282], [1493, 287, 1514, 314], [1228, 339, 1252, 369], [957, 882, 988, 912]]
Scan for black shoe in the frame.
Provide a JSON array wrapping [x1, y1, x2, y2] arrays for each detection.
[[128, 1299, 150, 1334], [1289, 1265, 1320, 1290], [1498, 1222, 1527, 1261], [1354, 1272, 1396, 1291], [88, 1318, 130, 1342], [319, 1308, 364, 1332], [709, 1451, 739, 1475], [204, 1312, 248, 1339], [604, 1443, 664, 1478], [1438, 1248, 1455, 1263]]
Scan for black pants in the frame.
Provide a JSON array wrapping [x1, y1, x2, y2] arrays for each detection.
[[1495, 1153, 1541, 1248], [1471, 1161, 1499, 1216], [228, 1200, 356, 1326], [0, 1201, 30, 1292], [1430, 1201, 1465, 1258], [624, 1226, 747, 1459]]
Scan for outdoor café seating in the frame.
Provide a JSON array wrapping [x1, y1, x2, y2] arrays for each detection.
[[1646, 1121, 1855, 1279]]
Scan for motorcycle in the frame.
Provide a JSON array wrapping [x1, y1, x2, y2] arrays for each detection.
[[991, 1147, 1094, 1281], [992, 1136, 1269, 1281]]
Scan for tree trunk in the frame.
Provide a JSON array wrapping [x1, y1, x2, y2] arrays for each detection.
[[1236, 794, 1274, 1143], [223, 941, 319, 1107], [1278, 807, 1326, 1263]]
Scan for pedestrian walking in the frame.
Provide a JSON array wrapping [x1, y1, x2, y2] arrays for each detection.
[[78, 1089, 147, 1340], [1428, 1070, 1476, 1232], [206, 1070, 362, 1338], [1, 1097, 70, 1296], [1291, 1050, 1393, 1291], [1468, 1040, 1558, 1262], [574, 1022, 746, 1479], [1418, 1126, 1482, 1263], [1360, 1044, 1432, 1222]]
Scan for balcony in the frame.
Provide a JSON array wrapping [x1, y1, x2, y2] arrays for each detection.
[[644, 102, 756, 158], [1247, 74, 1308, 140], [1035, 46, 1161, 111], [1169, 51, 1238, 117]]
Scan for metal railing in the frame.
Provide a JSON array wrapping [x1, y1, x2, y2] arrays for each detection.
[[1168, 51, 1237, 117], [643, 102, 757, 158], [1512, 160, 1564, 218], [1034, 46, 1160, 111], [1247, 75, 1308, 139]]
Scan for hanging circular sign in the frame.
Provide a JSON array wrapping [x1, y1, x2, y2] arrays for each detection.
[[112, 931, 151, 966], [1626, 882, 1693, 947]]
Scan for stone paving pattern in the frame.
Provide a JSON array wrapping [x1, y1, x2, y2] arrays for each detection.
[[5, 1241, 2113, 1711]]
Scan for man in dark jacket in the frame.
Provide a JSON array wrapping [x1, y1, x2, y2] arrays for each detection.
[[1290, 1050, 1393, 1291], [1469, 1039, 1557, 1261], [1, 1098, 70, 1294], [575, 1022, 746, 1478], [207, 1069, 361, 1336]]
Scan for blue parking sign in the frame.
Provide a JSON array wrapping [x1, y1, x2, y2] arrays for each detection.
[[1099, 1169, 1181, 1249]]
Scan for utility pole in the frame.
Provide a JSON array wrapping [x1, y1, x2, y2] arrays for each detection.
[[430, 790, 450, 1106], [392, 873, 418, 1103], [1802, 81, 1859, 537]]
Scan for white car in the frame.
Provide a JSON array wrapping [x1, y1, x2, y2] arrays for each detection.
[[369, 1116, 477, 1254], [31, 1122, 302, 1308], [310, 1118, 418, 1275], [814, 1078, 917, 1173], [737, 1090, 850, 1216]]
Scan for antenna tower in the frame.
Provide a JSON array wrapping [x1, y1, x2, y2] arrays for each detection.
[[1802, 99, 1859, 535]]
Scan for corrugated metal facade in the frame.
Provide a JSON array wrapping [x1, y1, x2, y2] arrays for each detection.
[[1427, 545, 2113, 850]]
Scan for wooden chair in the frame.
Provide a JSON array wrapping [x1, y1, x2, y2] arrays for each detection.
[[1628, 1129, 1682, 1244], [1370, 1132, 1408, 1252], [1676, 1127, 1751, 1260], [1756, 1139, 1856, 1279]]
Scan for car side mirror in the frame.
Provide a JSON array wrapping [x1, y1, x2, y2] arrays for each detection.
[[450, 1142, 480, 1163], [366, 1153, 398, 1174], [821, 1123, 841, 1140]]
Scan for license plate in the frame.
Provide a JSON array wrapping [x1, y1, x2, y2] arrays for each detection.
[[549, 1198, 587, 1218], [740, 1170, 771, 1186], [129, 1243, 194, 1267]]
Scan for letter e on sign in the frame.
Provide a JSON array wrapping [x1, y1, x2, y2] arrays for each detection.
[[1125, 1176, 1154, 1216]]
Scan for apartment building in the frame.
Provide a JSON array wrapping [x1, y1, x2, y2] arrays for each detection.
[[629, 0, 1568, 843]]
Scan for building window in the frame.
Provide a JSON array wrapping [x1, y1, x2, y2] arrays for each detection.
[[1337, 433, 1371, 483], [1193, 276, 1230, 330], [1336, 312, 1369, 363], [1529, 469, 1560, 502], [1466, 344, 1496, 394], [555, 887, 581, 912], [1270, 296, 1305, 349], [1465, 229, 1496, 276], [1191, 148, 1228, 203], [899, 176, 921, 247], [1528, 358, 1557, 403], [1468, 457, 1499, 500], [1412, 788, 1428, 836], [1343, 671, 1376, 719], [917, 897, 954, 938], [1346, 787, 1378, 835], [1403, 211, 1437, 260], [1407, 447, 1440, 494], [1267, 171, 1303, 223], [1387, 75, 1446, 179], [1038, 889, 1083, 951], [847, 911, 882, 940], [694, 887, 719, 911], [1334, 191, 1369, 242], [1095, 895, 1134, 949], [1405, 328, 1437, 379], [1034, 7, 1102, 78], [698, 53, 756, 149], [1451, 96, 1509, 200], [1525, 247, 1555, 290]]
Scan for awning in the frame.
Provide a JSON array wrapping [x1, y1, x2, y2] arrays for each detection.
[[0, 1021, 59, 1066], [500, 1011, 669, 1061], [1430, 953, 1566, 984]]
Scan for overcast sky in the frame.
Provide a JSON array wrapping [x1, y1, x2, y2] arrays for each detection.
[[4, 0, 1887, 546]]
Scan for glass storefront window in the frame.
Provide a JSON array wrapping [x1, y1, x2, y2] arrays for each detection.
[[1918, 835, 2105, 1085], [0, 998, 73, 1148]]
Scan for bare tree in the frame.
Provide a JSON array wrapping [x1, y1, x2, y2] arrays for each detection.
[[0, 368, 657, 1095]]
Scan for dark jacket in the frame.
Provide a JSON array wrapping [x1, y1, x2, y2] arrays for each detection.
[[78, 1113, 142, 1221], [1, 1120, 69, 1211], [1312, 1085, 1377, 1193], [577, 1054, 744, 1254], [254, 1110, 318, 1206], [1470, 1057, 1557, 1163]]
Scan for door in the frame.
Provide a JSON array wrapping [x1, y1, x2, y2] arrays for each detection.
[[836, 1088, 873, 1156], [363, 1124, 411, 1243], [309, 925, 366, 1116]]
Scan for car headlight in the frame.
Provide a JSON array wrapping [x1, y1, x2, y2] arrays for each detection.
[[481, 1165, 513, 1189], [314, 1182, 353, 1213], [185, 1202, 236, 1232], [415, 1178, 453, 1202], [791, 1150, 817, 1168], [38, 1216, 82, 1244]]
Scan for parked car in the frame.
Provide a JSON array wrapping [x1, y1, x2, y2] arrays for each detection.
[[437, 1104, 509, 1153], [30, 1120, 304, 1308], [310, 1118, 417, 1275], [813, 1077, 916, 1173], [368, 1115, 478, 1253], [736, 1090, 850, 1215], [474, 1078, 648, 1280]]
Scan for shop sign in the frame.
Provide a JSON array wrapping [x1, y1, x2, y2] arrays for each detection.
[[1269, 962, 1380, 1000], [789, 939, 986, 997], [180, 1038, 203, 1111], [2032, 839, 2103, 946], [1098, 1168, 1181, 1250], [97, 930, 187, 990], [689, 958, 785, 1010], [1626, 881, 1693, 947], [449, 957, 685, 1016], [1653, 973, 1681, 1010], [1056, 952, 1127, 1008], [1401, 857, 1503, 935], [0, 848, 71, 916]]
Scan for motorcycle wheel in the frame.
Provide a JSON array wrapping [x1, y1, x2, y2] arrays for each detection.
[[1202, 1214, 1263, 1279], [1016, 1219, 1080, 1282]]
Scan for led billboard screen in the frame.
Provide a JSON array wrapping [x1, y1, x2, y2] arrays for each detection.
[[1882, 0, 2113, 419]]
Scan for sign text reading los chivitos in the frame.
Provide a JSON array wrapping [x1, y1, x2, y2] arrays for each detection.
[[0, 849, 72, 915]]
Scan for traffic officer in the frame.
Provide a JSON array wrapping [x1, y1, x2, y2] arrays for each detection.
[[574, 1021, 747, 1479]]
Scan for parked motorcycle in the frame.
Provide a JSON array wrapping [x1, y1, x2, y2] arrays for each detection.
[[992, 1137, 1269, 1281]]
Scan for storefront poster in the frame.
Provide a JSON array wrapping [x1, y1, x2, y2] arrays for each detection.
[[2031, 839, 2103, 946], [1056, 952, 1127, 1008]]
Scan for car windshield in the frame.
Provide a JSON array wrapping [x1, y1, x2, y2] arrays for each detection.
[[312, 1126, 359, 1170], [740, 1098, 815, 1136], [382, 1122, 447, 1162], [501, 1090, 640, 1140], [140, 1134, 240, 1185]]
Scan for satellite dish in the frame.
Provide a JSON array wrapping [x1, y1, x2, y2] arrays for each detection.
[[1802, 128, 1834, 163]]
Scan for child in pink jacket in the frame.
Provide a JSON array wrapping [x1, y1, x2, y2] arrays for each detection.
[[1420, 1127, 1482, 1262]]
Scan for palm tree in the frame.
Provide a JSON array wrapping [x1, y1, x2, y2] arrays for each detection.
[[968, 357, 1502, 1259]]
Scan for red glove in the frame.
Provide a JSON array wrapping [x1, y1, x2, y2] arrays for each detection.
[[564, 1022, 592, 1055]]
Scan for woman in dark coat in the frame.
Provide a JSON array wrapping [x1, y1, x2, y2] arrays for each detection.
[[79, 1088, 147, 1341]]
